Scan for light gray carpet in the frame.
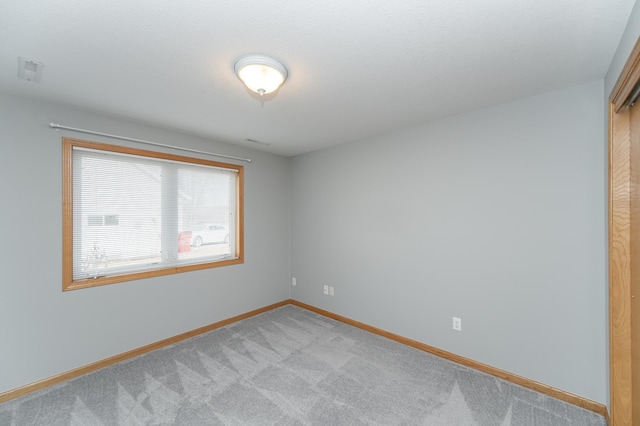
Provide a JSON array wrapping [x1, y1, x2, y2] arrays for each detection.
[[0, 305, 606, 425]]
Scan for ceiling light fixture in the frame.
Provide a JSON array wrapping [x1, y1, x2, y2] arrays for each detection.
[[234, 55, 288, 96]]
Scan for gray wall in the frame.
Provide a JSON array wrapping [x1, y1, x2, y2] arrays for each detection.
[[290, 80, 607, 404], [0, 64, 620, 404], [0, 93, 291, 394], [606, 0, 640, 96]]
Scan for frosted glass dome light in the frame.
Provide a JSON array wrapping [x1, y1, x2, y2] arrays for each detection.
[[234, 55, 288, 96]]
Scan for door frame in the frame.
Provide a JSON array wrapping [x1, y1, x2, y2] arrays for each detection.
[[609, 36, 640, 426]]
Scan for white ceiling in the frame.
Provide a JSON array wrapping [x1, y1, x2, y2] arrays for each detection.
[[0, 1, 636, 156]]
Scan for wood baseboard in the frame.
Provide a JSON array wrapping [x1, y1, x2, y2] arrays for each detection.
[[0, 300, 289, 404], [289, 300, 609, 420], [0, 298, 609, 422]]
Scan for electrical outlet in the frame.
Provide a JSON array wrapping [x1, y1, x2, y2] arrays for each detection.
[[329, 286, 334, 296], [323, 285, 329, 295], [453, 317, 462, 331], [292, 277, 296, 286]]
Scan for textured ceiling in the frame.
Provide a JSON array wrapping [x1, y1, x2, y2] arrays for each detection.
[[0, 0, 636, 156]]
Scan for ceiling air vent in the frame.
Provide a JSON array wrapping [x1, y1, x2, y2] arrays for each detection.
[[17, 57, 44, 83], [245, 138, 271, 146]]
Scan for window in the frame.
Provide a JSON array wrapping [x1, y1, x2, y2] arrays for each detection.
[[88, 214, 119, 226], [62, 138, 244, 290]]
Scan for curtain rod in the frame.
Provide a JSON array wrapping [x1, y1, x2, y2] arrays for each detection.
[[49, 122, 252, 163]]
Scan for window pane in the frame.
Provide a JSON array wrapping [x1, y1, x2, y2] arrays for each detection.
[[73, 152, 162, 279], [104, 215, 119, 226], [88, 215, 103, 226], [178, 167, 234, 262]]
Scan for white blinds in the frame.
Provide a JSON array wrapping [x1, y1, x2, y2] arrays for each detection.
[[72, 147, 238, 280]]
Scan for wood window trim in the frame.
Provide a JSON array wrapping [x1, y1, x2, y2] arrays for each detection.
[[62, 137, 244, 291]]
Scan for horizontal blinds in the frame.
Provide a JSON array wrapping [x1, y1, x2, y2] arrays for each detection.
[[72, 146, 237, 280]]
